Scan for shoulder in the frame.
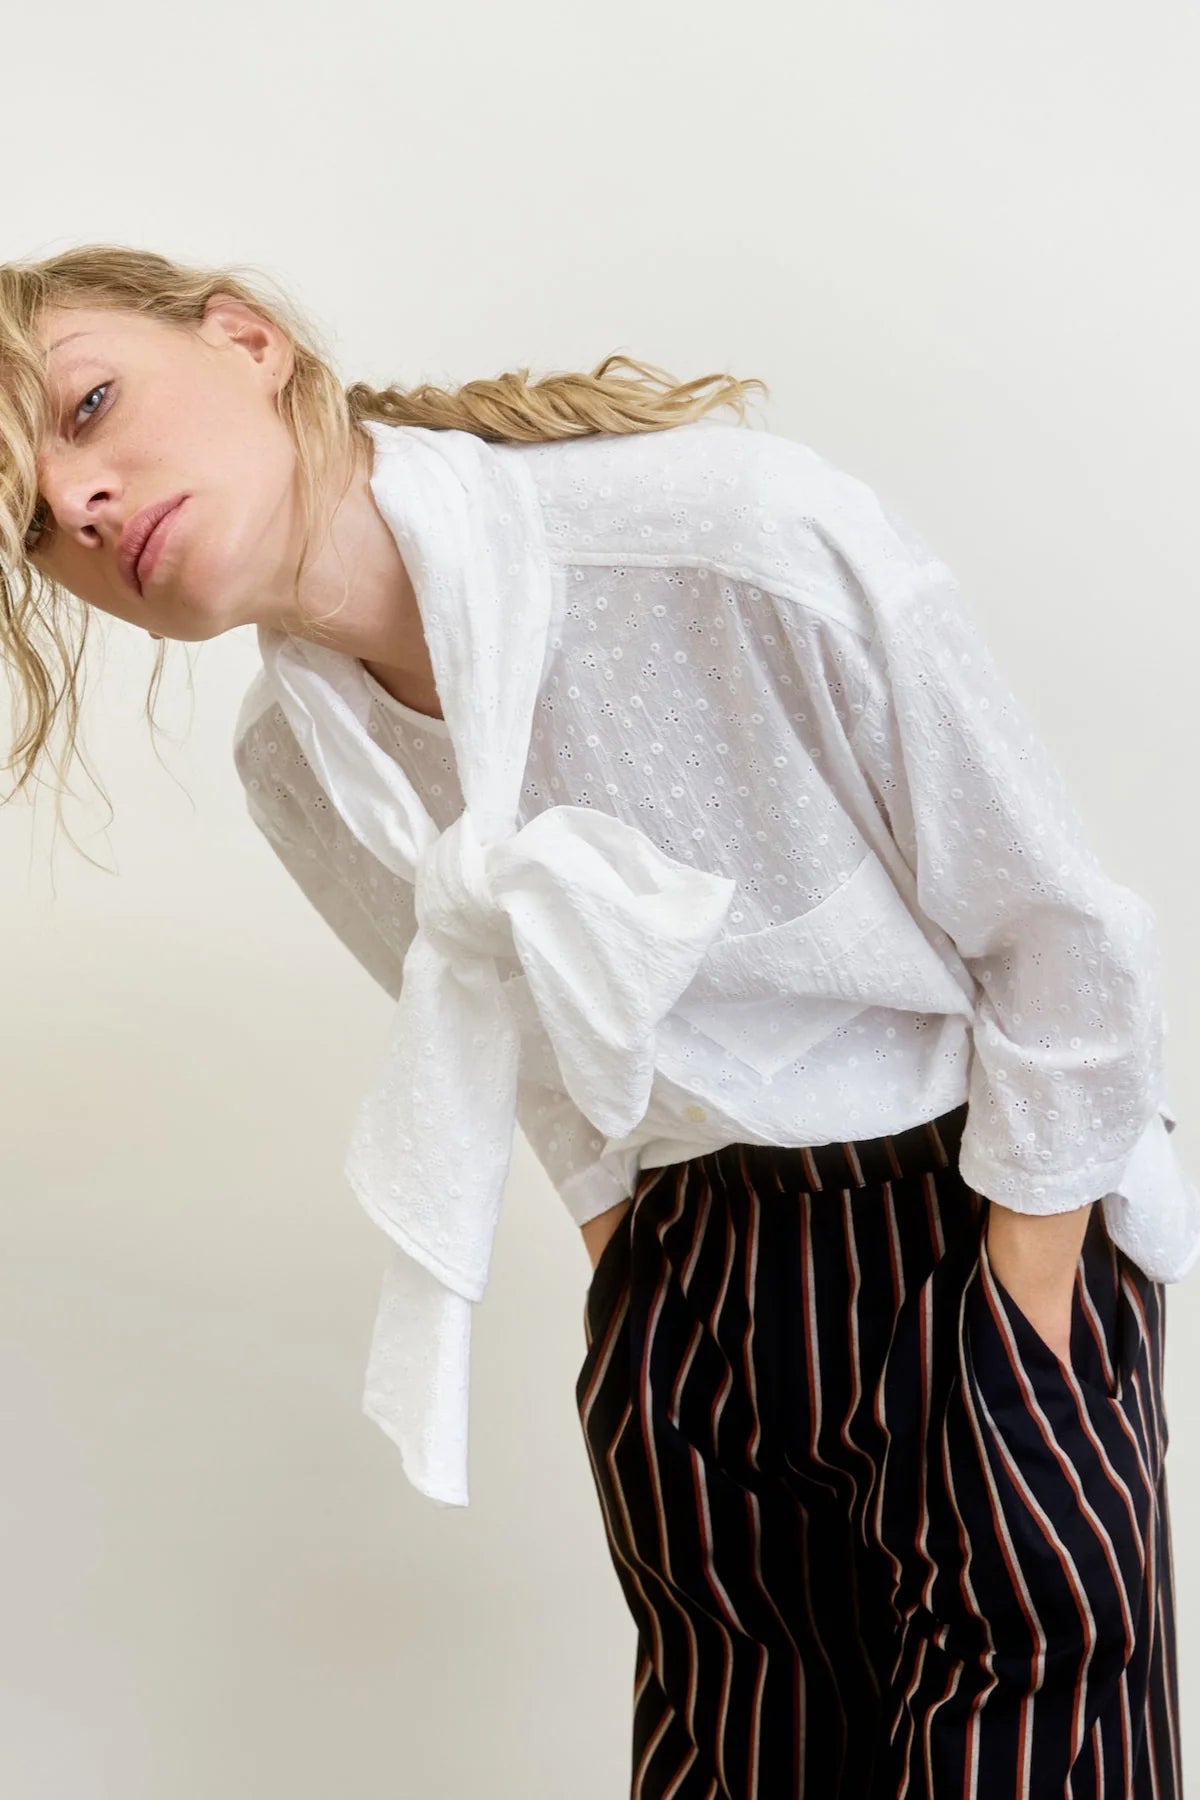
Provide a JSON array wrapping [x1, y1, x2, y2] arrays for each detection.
[[501, 422, 935, 639]]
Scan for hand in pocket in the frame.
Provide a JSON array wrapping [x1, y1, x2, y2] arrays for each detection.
[[982, 1198, 1089, 1370]]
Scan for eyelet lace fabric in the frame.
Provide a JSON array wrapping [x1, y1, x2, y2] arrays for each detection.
[[233, 418, 1199, 1507]]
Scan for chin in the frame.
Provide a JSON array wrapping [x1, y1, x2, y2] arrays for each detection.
[[167, 609, 245, 645], [153, 575, 251, 642]]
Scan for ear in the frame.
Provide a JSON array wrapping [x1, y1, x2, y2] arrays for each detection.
[[199, 296, 294, 387]]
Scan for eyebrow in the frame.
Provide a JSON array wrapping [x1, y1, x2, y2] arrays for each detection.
[[48, 331, 93, 353]]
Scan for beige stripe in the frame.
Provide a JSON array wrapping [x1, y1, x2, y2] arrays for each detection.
[[657, 1741, 701, 1800], [869, 1183, 911, 1598], [953, 1282, 1045, 1784], [833, 1186, 884, 1718], [938, 1379, 995, 1800], [639, 1167, 711, 1750], [677, 1169, 742, 1793], [632, 1703, 674, 1795], [740, 1180, 808, 1783], [1153, 1575, 1182, 1794], [787, 1183, 856, 1773], [920, 1654, 965, 1796], [889, 1629, 928, 1793]]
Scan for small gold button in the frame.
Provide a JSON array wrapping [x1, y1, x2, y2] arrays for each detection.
[[683, 1103, 707, 1122]]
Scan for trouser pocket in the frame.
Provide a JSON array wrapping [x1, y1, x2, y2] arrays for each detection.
[[867, 1204, 1175, 1792], [871, 1203, 1163, 1680]]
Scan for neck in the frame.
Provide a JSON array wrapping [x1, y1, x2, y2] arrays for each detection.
[[260, 429, 442, 714]]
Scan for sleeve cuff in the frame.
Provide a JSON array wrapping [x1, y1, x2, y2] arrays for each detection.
[[1100, 1104, 1200, 1283], [557, 1153, 641, 1228], [960, 1102, 1200, 1283], [957, 1119, 1163, 1217]]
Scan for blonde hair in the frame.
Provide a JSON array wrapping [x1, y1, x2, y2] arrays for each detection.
[[0, 241, 769, 863]]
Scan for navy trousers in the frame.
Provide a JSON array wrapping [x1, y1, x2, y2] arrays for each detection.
[[575, 1101, 1182, 1797]]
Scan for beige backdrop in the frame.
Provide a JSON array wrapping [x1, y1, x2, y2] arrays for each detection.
[[2, 0, 1197, 1791]]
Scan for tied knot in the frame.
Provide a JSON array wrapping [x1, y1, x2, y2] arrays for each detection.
[[413, 809, 512, 964]]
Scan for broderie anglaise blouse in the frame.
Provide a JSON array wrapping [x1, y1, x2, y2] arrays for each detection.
[[233, 417, 1198, 1508]]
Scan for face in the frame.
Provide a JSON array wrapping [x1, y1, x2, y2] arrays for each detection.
[[26, 298, 300, 641]]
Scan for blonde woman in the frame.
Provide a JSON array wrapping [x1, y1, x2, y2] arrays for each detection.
[[3, 242, 1193, 1798]]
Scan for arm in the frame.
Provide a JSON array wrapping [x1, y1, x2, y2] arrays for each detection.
[[514, 1073, 640, 1268], [242, 791, 411, 1000], [234, 702, 416, 1002], [846, 538, 1170, 1358], [985, 1203, 1091, 1361]]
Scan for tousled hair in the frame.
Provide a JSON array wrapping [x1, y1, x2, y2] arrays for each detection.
[[0, 242, 769, 865]]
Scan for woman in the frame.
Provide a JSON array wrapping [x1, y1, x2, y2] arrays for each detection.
[[2, 242, 1193, 1797]]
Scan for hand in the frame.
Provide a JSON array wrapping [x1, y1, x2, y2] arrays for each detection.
[[989, 1262, 1074, 1365], [984, 1199, 1093, 1369], [581, 1197, 632, 1272]]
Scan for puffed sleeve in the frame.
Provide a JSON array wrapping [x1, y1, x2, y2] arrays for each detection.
[[845, 521, 1198, 1274]]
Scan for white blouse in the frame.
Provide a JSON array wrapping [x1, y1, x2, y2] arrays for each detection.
[[233, 417, 1199, 1508]]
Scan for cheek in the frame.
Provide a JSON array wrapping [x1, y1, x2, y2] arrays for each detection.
[[195, 475, 291, 588]]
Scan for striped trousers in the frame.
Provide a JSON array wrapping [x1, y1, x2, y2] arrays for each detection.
[[575, 1102, 1182, 1798]]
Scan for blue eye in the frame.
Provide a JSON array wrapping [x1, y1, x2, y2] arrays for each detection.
[[24, 385, 111, 551], [77, 384, 107, 424]]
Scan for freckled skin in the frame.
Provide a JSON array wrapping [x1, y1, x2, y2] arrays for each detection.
[[27, 297, 429, 686]]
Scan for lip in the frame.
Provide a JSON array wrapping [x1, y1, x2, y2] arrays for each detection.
[[135, 497, 188, 591], [118, 494, 188, 594]]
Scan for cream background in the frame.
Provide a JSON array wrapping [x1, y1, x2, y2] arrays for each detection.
[[2, 1, 1197, 1792]]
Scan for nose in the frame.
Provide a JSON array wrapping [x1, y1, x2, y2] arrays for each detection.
[[39, 453, 119, 543], [66, 488, 115, 540]]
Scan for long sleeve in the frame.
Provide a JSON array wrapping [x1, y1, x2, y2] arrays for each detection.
[[847, 537, 1182, 1224], [514, 1073, 641, 1228], [241, 787, 412, 1002]]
